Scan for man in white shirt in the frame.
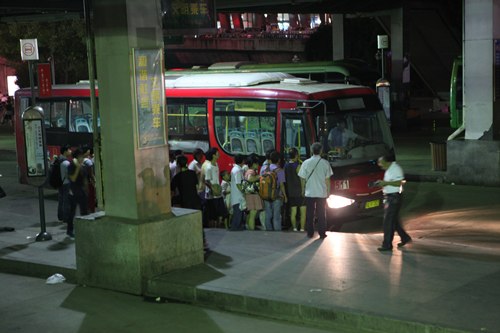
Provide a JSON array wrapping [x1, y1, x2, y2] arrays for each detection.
[[229, 154, 246, 231], [298, 142, 333, 239], [375, 155, 412, 251], [188, 148, 204, 178], [204, 148, 227, 227]]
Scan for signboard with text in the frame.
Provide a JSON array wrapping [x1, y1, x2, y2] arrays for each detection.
[[23, 118, 46, 177], [162, 0, 215, 32], [37, 63, 52, 97], [133, 48, 166, 149]]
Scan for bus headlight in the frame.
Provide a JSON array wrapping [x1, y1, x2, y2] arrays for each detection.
[[326, 195, 355, 209]]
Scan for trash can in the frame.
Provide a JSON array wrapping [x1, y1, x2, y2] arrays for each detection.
[[430, 141, 447, 171]]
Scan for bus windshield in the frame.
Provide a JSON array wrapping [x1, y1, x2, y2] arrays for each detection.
[[312, 98, 394, 167]]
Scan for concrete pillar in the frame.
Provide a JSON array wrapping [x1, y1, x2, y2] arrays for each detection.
[[463, 0, 496, 139], [494, 0, 500, 140], [218, 13, 231, 31], [76, 0, 203, 295], [390, 8, 404, 103], [298, 14, 311, 29], [332, 14, 344, 61], [447, 0, 500, 186], [232, 13, 243, 30], [255, 14, 266, 31], [289, 14, 299, 29]]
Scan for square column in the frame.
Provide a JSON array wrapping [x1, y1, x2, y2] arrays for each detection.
[[76, 0, 203, 294]]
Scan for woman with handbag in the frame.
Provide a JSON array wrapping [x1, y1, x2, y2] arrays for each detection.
[[243, 154, 263, 230]]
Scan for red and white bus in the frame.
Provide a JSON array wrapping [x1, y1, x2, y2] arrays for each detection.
[[15, 72, 393, 227]]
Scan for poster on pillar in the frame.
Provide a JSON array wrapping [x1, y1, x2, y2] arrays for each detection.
[[161, 0, 216, 34], [133, 49, 166, 149]]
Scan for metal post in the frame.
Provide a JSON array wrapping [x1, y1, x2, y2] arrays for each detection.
[[381, 49, 385, 79], [28, 61, 35, 106], [35, 186, 51, 241], [84, 0, 104, 209]]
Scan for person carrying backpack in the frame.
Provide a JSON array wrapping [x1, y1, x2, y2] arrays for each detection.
[[260, 151, 286, 231], [54, 144, 72, 222]]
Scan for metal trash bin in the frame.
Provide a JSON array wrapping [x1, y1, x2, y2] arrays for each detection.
[[430, 141, 447, 171]]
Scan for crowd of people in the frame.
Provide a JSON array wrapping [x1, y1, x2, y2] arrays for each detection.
[[169, 143, 333, 239], [170, 144, 411, 251], [47, 139, 410, 250], [54, 144, 96, 239]]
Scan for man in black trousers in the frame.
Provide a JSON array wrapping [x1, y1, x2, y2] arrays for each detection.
[[375, 155, 412, 252]]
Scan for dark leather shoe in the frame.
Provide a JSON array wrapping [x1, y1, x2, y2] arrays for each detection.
[[319, 234, 327, 240], [397, 238, 412, 248], [377, 246, 392, 252]]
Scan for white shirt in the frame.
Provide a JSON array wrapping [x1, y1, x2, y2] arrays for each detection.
[[188, 159, 202, 174], [205, 162, 221, 199], [60, 156, 71, 185], [230, 164, 244, 206], [383, 162, 404, 194], [298, 155, 333, 198]]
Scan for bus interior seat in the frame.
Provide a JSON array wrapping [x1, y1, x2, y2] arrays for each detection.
[[229, 131, 244, 153], [56, 118, 66, 128], [245, 132, 260, 154], [261, 132, 275, 153], [74, 117, 91, 133]]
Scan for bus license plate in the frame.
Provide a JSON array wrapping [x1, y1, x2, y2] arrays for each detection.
[[365, 200, 380, 209]]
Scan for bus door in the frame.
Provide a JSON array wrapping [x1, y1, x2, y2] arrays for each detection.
[[280, 110, 310, 160]]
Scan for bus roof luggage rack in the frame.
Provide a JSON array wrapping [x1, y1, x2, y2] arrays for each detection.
[[165, 72, 293, 88], [281, 77, 316, 85]]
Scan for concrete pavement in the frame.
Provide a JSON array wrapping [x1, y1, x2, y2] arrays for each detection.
[[0, 272, 343, 333], [1, 122, 500, 333]]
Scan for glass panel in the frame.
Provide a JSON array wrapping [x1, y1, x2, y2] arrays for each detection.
[[213, 99, 277, 156], [315, 110, 393, 166], [337, 97, 365, 110], [214, 113, 276, 156], [283, 118, 307, 159], [50, 101, 67, 129], [167, 98, 209, 153], [69, 99, 93, 133], [167, 103, 183, 135], [185, 104, 208, 134], [36, 101, 51, 128]]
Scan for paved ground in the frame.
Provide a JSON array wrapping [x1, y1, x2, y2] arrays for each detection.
[[0, 272, 346, 333], [1, 122, 500, 333]]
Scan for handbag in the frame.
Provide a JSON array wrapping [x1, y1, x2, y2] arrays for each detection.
[[211, 184, 222, 197]]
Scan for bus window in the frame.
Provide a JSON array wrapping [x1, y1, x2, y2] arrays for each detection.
[[69, 99, 93, 133], [50, 101, 67, 129], [283, 118, 308, 158], [36, 101, 51, 128], [186, 105, 208, 134], [213, 99, 277, 155], [167, 98, 209, 153], [167, 103, 182, 135]]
